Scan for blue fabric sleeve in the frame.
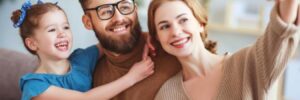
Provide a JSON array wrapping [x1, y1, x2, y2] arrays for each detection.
[[20, 78, 50, 100], [69, 45, 100, 74]]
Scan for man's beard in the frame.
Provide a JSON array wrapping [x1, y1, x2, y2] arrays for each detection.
[[93, 19, 142, 54]]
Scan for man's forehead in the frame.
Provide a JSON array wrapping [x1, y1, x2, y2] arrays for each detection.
[[88, 0, 122, 8]]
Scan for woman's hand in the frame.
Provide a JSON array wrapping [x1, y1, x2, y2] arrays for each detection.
[[277, 0, 300, 25]]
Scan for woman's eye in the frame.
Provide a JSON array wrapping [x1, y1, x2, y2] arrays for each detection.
[[179, 18, 188, 24], [160, 24, 170, 30]]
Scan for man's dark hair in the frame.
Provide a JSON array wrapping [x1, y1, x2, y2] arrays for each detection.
[[79, 0, 90, 10], [79, 0, 135, 10]]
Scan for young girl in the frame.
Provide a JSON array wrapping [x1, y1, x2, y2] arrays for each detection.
[[11, 1, 154, 100]]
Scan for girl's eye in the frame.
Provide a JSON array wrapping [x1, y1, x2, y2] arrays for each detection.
[[48, 28, 56, 32], [64, 26, 70, 30], [160, 24, 170, 30]]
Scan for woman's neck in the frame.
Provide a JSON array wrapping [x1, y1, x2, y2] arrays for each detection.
[[178, 48, 224, 81], [36, 56, 70, 75]]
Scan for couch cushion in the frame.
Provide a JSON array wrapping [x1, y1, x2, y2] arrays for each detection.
[[0, 48, 38, 100]]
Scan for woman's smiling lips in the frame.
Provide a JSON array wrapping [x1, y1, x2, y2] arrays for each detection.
[[170, 37, 190, 48]]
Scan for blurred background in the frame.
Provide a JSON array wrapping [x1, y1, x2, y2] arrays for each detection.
[[0, 0, 299, 99]]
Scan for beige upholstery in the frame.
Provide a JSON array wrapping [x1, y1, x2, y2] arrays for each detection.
[[0, 48, 37, 100]]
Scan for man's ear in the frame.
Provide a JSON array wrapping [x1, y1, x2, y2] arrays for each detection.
[[25, 37, 38, 51], [82, 14, 93, 30]]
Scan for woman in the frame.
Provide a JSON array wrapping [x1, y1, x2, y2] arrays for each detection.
[[147, 0, 300, 99]]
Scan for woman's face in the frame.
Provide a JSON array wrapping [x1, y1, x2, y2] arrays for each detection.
[[154, 1, 204, 57]]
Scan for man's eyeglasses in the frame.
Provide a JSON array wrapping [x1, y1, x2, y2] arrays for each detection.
[[84, 0, 135, 20]]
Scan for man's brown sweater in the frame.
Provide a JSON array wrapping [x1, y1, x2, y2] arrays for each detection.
[[93, 35, 181, 100]]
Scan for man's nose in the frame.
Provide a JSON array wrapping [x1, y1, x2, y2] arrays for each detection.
[[110, 8, 125, 23]]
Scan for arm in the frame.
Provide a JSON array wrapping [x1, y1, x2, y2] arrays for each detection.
[[33, 45, 154, 100], [257, 1, 300, 86], [228, 1, 300, 91], [33, 75, 134, 100], [226, 0, 300, 92], [33, 73, 141, 100]]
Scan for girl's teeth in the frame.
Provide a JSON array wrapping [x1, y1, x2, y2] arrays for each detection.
[[55, 41, 69, 51]]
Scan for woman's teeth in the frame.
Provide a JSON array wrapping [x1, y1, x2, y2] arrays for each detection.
[[171, 38, 189, 46]]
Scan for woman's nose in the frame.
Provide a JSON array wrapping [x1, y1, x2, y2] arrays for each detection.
[[170, 24, 182, 37]]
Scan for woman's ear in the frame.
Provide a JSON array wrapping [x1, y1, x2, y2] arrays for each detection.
[[25, 37, 38, 51], [199, 23, 204, 32], [82, 15, 93, 30], [155, 34, 160, 42]]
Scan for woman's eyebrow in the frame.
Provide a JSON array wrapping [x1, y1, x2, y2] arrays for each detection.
[[176, 13, 187, 19], [157, 13, 187, 26], [158, 20, 168, 26]]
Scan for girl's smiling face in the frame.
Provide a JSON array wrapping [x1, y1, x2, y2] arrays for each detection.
[[28, 10, 73, 60]]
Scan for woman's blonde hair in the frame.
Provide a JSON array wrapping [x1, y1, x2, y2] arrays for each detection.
[[148, 0, 217, 53]]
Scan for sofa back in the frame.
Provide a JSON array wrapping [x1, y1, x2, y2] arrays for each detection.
[[0, 48, 37, 100]]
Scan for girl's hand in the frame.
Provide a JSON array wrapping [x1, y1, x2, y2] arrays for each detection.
[[277, 0, 300, 25], [127, 45, 155, 83]]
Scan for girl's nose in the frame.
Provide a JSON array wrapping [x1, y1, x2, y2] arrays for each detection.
[[57, 29, 66, 38]]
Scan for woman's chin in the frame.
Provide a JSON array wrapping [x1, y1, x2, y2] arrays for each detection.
[[167, 50, 192, 58]]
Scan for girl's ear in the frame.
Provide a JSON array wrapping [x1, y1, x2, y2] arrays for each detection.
[[25, 37, 38, 51], [82, 15, 93, 30]]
